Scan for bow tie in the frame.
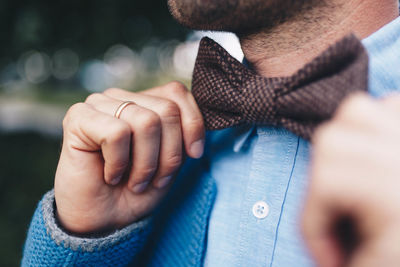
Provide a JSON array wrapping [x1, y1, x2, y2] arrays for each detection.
[[191, 35, 369, 140]]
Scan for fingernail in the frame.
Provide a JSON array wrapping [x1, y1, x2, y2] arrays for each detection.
[[133, 181, 149, 194], [190, 139, 204, 158], [156, 176, 172, 189], [111, 175, 122, 185]]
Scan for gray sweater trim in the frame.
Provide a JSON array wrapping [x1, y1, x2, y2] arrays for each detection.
[[42, 190, 152, 252]]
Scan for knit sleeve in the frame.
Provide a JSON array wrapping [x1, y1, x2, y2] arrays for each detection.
[[21, 190, 152, 267]]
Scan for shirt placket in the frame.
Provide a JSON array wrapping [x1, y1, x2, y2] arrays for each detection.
[[236, 127, 300, 267]]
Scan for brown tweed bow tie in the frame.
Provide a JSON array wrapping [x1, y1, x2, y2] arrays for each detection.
[[191, 35, 369, 140]]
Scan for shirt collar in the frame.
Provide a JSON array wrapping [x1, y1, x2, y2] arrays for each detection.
[[362, 16, 400, 97]]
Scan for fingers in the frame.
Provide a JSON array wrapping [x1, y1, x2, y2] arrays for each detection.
[[103, 87, 187, 188], [85, 93, 162, 193], [306, 122, 365, 267], [142, 81, 206, 158], [106, 81, 205, 158], [302, 185, 344, 267], [380, 93, 400, 113], [63, 102, 131, 185], [332, 93, 379, 130], [306, 92, 400, 267], [83, 82, 204, 193], [327, 93, 400, 140]]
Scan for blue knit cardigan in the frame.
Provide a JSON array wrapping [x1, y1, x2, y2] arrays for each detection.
[[22, 150, 216, 266]]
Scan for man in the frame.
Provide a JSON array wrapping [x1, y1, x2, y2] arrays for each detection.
[[22, 0, 400, 266]]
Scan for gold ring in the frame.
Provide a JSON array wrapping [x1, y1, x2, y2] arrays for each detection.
[[114, 101, 136, 119]]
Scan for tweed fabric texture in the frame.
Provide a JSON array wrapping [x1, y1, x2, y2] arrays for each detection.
[[192, 35, 369, 140]]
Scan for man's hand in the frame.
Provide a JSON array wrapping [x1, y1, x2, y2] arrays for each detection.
[[303, 93, 400, 267], [55, 82, 205, 234]]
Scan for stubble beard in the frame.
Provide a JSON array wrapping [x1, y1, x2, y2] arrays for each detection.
[[167, 0, 321, 35]]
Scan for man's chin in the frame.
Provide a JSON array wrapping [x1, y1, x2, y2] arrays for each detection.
[[167, 0, 321, 34], [167, 0, 239, 32], [169, 17, 234, 32]]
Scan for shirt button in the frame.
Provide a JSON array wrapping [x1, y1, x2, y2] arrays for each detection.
[[252, 201, 270, 219]]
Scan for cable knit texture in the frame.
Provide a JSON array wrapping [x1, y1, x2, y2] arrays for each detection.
[[22, 191, 153, 266], [22, 155, 216, 267], [135, 160, 217, 267]]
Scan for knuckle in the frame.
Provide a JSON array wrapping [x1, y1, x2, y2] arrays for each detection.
[[85, 93, 103, 104], [185, 116, 205, 134], [136, 110, 161, 133], [107, 122, 131, 144], [334, 93, 369, 121], [157, 155, 182, 177], [313, 123, 329, 142], [312, 123, 336, 148], [164, 154, 182, 171], [158, 100, 180, 118], [135, 165, 158, 180], [63, 103, 86, 128], [103, 87, 122, 96], [166, 81, 188, 96], [67, 102, 86, 115], [106, 158, 129, 171]]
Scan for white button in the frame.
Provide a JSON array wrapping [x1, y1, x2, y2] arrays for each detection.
[[252, 201, 270, 219]]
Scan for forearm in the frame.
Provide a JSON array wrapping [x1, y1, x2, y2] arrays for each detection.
[[22, 190, 152, 267]]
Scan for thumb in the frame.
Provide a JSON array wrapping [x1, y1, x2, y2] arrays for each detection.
[[347, 228, 400, 267], [302, 192, 344, 267]]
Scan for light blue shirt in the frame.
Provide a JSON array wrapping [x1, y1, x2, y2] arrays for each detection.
[[204, 16, 400, 267]]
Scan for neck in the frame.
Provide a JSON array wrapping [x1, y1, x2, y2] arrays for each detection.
[[239, 0, 399, 77]]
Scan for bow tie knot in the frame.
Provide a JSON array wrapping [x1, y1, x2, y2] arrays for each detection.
[[192, 35, 368, 140]]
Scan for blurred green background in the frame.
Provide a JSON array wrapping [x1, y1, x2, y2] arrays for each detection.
[[0, 1, 186, 266], [0, 1, 242, 266]]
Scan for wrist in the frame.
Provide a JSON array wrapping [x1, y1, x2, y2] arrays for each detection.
[[55, 204, 117, 236]]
